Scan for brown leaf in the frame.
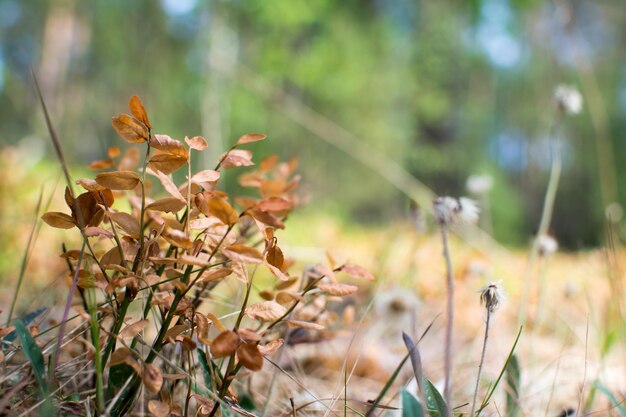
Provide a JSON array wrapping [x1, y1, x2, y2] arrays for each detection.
[[257, 197, 294, 212], [149, 153, 188, 175], [153, 169, 185, 201], [246, 301, 286, 322], [222, 244, 263, 264], [89, 159, 114, 170], [265, 245, 284, 269], [75, 178, 106, 192], [118, 147, 140, 171], [264, 262, 290, 281], [104, 211, 140, 237], [108, 146, 121, 158], [150, 134, 188, 158], [220, 149, 254, 168], [185, 135, 208, 151], [84, 226, 113, 238], [199, 195, 238, 226], [247, 208, 284, 229], [164, 324, 190, 340], [109, 347, 132, 366], [237, 328, 262, 342], [95, 171, 140, 190], [236, 133, 267, 145], [42, 212, 75, 229], [210, 330, 239, 358], [276, 291, 302, 304], [119, 319, 149, 339], [341, 263, 375, 281], [148, 400, 170, 417], [129, 95, 151, 130], [112, 114, 149, 143], [161, 229, 194, 249], [142, 363, 163, 393], [317, 282, 358, 296], [198, 268, 232, 283], [191, 169, 221, 183], [189, 217, 221, 230], [287, 320, 324, 330], [236, 342, 263, 371], [146, 197, 186, 213], [258, 339, 284, 355]]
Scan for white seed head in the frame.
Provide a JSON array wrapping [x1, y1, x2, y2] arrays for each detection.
[[458, 197, 480, 224], [479, 280, 505, 313], [466, 174, 493, 195], [537, 234, 558, 257], [554, 84, 583, 115], [433, 196, 480, 225]]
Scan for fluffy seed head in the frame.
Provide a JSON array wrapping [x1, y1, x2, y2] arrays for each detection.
[[479, 280, 505, 313], [433, 196, 480, 225], [554, 85, 583, 115], [537, 234, 558, 257], [466, 174, 493, 195]]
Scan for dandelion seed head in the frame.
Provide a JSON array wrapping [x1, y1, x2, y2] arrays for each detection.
[[554, 84, 583, 115], [433, 196, 480, 225], [537, 234, 558, 257], [479, 280, 505, 313], [466, 174, 494, 195]]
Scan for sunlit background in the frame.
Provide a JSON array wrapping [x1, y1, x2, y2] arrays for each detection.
[[2, 0, 626, 264]]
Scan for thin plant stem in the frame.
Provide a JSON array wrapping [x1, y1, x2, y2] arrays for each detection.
[[470, 309, 491, 417], [441, 223, 454, 417], [519, 114, 563, 326], [86, 287, 104, 413]]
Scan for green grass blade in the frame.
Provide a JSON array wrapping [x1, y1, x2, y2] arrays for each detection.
[[593, 381, 626, 416], [477, 326, 523, 415], [505, 354, 521, 417], [402, 389, 425, 417]]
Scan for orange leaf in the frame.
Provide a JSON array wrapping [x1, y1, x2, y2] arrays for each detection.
[[198, 268, 233, 283], [317, 282, 358, 296], [236, 342, 263, 371], [191, 169, 220, 183], [257, 197, 294, 212], [222, 244, 263, 264], [265, 244, 284, 269], [202, 196, 238, 226], [149, 134, 188, 158], [236, 133, 267, 145], [119, 319, 149, 339], [129, 95, 151, 129], [107, 146, 121, 158], [112, 114, 149, 143], [245, 301, 286, 322], [146, 197, 186, 213], [95, 171, 140, 190], [161, 229, 194, 249], [264, 261, 290, 281], [149, 153, 187, 175], [210, 330, 239, 358], [89, 159, 114, 170], [42, 212, 75, 229], [185, 135, 208, 151]]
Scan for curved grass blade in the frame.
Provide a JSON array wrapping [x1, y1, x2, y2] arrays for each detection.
[[593, 381, 626, 416], [477, 326, 523, 415], [505, 354, 521, 417]]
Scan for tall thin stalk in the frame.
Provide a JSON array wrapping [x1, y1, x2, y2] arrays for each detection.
[[441, 223, 454, 417]]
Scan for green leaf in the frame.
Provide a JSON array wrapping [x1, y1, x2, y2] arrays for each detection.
[[197, 349, 214, 388], [14, 318, 56, 416], [4, 308, 47, 344], [424, 378, 447, 417], [593, 381, 626, 416], [14, 319, 47, 394], [505, 354, 521, 417], [402, 389, 425, 417]]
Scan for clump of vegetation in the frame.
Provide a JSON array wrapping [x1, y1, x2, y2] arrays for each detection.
[[0, 92, 374, 416]]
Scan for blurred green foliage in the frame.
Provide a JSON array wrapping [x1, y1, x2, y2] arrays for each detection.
[[1, 0, 625, 247]]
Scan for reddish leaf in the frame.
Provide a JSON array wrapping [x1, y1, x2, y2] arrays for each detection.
[[246, 301, 286, 322], [317, 282, 358, 296], [341, 263, 375, 281], [222, 244, 263, 264], [236, 342, 263, 371], [191, 169, 220, 183], [236, 133, 267, 145], [185, 135, 208, 151]]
